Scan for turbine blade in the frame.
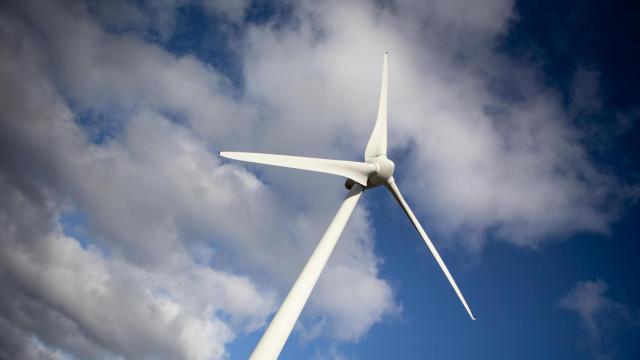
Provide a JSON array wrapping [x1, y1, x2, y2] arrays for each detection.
[[250, 184, 364, 360], [365, 52, 388, 161], [386, 178, 476, 320], [220, 151, 376, 186]]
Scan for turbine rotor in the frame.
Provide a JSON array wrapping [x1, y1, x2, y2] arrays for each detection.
[[220, 52, 475, 360]]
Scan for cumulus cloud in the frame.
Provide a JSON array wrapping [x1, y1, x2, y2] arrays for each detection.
[[0, 0, 628, 358], [559, 280, 639, 359], [242, 0, 622, 251]]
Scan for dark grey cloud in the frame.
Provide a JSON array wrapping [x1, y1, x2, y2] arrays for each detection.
[[0, 316, 65, 360]]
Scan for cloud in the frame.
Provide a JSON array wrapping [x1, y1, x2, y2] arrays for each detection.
[[0, 317, 67, 360], [570, 67, 603, 115], [0, 159, 272, 360], [0, 224, 234, 359], [241, 0, 623, 252], [86, 0, 251, 39], [311, 345, 350, 360], [559, 280, 638, 359]]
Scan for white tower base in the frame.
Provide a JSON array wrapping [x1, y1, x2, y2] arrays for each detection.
[[249, 184, 363, 360]]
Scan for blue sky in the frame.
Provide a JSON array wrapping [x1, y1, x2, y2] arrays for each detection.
[[0, 0, 638, 359]]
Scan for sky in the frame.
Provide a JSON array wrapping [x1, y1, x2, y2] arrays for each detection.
[[0, 0, 639, 359]]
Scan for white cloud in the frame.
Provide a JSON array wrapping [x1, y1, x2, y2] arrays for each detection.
[[0, 164, 272, 359], [311, 345, 350, 360], [559, 280, 638, 359], [87, 0, 251, 39], [1, 229, 232, 359], [242, 0, 621, 253]]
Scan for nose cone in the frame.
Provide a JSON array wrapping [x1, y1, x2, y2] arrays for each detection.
[[367, 156, 395, 187]]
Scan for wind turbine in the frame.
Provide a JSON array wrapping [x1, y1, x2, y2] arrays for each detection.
[[220, 52, 475, 360]]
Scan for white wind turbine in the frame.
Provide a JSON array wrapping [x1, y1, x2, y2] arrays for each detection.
[[220, 53, 475, 360]]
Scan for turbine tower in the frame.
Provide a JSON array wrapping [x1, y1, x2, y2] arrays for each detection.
[[220, 52, 474, 360]]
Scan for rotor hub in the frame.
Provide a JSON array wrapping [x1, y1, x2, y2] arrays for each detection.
[[366, 155, 395, 187]]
